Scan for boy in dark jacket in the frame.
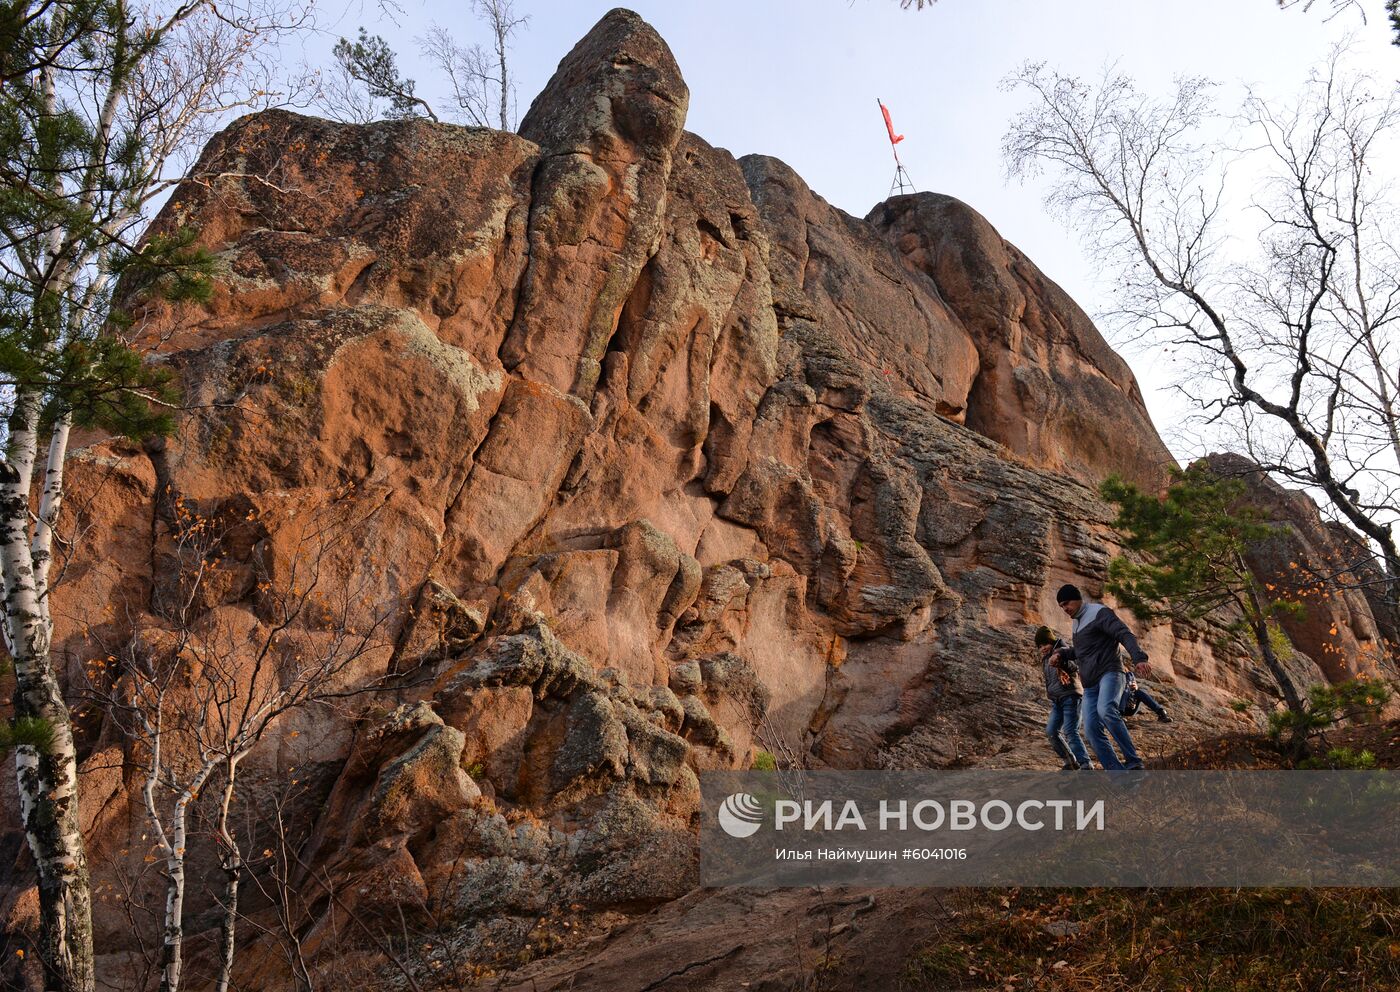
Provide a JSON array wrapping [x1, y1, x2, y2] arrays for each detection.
[[1034, 625, 1092, 770]]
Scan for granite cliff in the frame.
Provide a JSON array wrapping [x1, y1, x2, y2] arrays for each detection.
[[3, 8, 1395, 989]]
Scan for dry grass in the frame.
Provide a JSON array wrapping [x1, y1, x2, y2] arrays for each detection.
[[899, 718, 1400, 991], [900, 887, 1400, 991]]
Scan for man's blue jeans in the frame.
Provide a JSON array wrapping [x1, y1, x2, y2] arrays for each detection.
[[1082, 670, 1143, 770], [1046, 695, 1091, 767]]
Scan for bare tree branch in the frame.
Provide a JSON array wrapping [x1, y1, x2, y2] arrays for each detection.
[[1002, 49, 1400, 634]]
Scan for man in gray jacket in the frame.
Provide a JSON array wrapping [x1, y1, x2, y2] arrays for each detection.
[[1048, 584, 1150, 771]]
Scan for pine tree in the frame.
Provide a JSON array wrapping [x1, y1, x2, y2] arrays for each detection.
[[1101, 464, 1306, 716]]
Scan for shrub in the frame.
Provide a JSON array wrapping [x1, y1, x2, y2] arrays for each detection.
[[1298, 746, 1378, 770], [1268, 678, 1390, 759]]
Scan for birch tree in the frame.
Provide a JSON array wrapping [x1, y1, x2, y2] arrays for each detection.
[[325, 0, 529, 130], [1001, 50, 1400, 638], [421, 0, 528, 130], [0, 2, 312, 988], [92, 495, 392, 992]]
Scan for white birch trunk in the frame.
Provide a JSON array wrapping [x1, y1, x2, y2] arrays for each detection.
[[148, 762, 213, 992], [213, 755, 244, 992], [2, 397, 94, 992], [32, 414, 71, 625]]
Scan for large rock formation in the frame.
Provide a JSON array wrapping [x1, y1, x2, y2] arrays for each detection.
[[3, 7, 1395, 988], [869, 193, 1176, 488], [1203, 452, 1395, 684]]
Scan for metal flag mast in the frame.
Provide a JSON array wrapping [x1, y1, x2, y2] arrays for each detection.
[[878, 98, 915, 196]]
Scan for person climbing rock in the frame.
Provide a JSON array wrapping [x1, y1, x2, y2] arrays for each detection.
[[1049, 584, 1151, 771], [1121, 666, 1171, 723], [1034, 625, 1093, 770]]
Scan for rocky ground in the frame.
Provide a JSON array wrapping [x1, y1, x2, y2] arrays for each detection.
[[493, 717, 1400, 992]]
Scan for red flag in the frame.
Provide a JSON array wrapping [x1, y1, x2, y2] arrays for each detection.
[[879, 100, 904, 145]]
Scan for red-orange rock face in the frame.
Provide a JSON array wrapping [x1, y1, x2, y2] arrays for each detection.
[[868, 193, 1175, 490], [6, 7, 1395, 983], [1202, 452, 1394, 683]]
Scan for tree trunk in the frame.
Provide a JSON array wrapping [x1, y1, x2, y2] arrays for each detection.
[[214, 854, 241, 992], [1254, 619, 1304, 714], [154, 767, 212, 992], [31, 415, 71, 617], [498, 48, 509, 130], [214, 759, 243, 992], [159, 857, 186, 992], [11, 683, 93, 992], [494, 6, 509, 130], [1377, 548, 1400, 650], [1246, 587, 1305, 715], [2, 405, 94, 992]]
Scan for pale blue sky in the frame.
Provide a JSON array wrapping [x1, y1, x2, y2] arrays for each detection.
[[305, 1, 1399, 451]]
